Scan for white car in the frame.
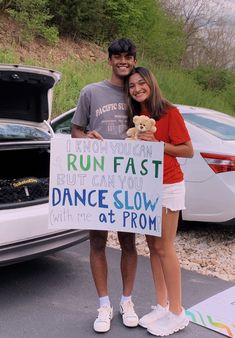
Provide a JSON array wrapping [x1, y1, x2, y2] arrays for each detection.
[[178, 104, 235, 225], [52, 105, 235, 226], [0, 64, 88, 266]]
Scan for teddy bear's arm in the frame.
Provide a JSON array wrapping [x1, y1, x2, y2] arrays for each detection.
[[127, 127, 137, 137]]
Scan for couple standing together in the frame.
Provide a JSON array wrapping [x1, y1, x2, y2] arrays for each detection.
[[71, 38, 194, 336]]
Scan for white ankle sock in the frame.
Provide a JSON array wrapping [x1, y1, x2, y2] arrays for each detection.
[[120, 295, 132, 304], [99, 295, 110, 307]]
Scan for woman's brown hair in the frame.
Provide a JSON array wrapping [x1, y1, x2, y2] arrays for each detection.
[[125, 67, 173, 127]]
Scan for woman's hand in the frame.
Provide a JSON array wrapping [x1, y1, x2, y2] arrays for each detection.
[[137, 131, 156, 142]]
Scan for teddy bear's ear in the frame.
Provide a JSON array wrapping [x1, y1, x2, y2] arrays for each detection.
[[133, 116, 140, 123], [148, 118, 156, 132]]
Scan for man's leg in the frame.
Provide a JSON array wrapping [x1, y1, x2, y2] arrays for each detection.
[[118, 232, 137, 296], [118, 232, 138, 327], [90, 230, 113, 333], [90, 230, 108, 296]]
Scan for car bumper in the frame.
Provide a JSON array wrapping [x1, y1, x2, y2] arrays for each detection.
[[183, 172, 235, 224], [0, 203, 65, 244], [0, 229, 89, 266]]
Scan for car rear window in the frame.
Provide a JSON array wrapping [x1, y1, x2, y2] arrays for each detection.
[[183, 113, 235, 140], [0, 124, 50, 141]]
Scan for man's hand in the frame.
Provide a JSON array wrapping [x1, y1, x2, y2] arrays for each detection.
[[86, 130, 103, 140], [71, 125, 103, 140]]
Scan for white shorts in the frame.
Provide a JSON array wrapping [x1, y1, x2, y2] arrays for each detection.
[[162, 181, 185, 211]]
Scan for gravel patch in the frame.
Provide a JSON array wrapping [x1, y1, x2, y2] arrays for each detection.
[[107, 224, 235, 283]]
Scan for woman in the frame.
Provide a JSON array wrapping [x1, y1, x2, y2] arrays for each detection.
[[125, 67, 194, 337]]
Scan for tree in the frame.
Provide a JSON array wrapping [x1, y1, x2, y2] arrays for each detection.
[[202, 20, 235, 69], [192, 65, 233, 91], [159, 0, 235, 69], [49, 0, 107, 41], [139, 0, 185, 65], [102, 0, 185, 66], [0, 0, 12, 11], [48, 0, 186, 66], [159, 0, 221, 44], [7, 0, 58, 44]]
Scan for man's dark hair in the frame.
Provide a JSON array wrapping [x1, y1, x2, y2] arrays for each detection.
[[108, 38, 136, 59]]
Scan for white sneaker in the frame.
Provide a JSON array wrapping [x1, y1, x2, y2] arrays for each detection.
[[147, 308, 189, 336], [139, 304, 169, 328], [120, 300, 139, 327], [93, 305, 113, 333]]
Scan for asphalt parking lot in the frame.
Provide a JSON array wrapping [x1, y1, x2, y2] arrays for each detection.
[[0, 240, 234, 338]]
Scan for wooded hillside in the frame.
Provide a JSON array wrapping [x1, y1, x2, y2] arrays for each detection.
[[0, 0, 234, 115]]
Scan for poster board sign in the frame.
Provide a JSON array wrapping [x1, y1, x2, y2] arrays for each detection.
[[48, 138, 163, 236], [186, 286, 235, 337]]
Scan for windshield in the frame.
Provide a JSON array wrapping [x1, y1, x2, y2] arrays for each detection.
[[183, 113, 235, 140], [0, 124, 50, 141], [53, 117, 72, 134]]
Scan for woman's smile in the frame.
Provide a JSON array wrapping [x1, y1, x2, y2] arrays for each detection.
[[128, 73, 151, 102]]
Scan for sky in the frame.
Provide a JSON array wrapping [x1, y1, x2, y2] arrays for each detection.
[[222, 0, 235, 16], [225, 0, 235, 6], [216, 0, 235, 24]]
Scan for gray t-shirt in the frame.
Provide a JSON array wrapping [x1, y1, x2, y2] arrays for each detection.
[[72, 80, 128, 139]]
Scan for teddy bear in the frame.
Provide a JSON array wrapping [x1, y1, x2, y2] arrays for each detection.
[[126, 115, 156, 140]]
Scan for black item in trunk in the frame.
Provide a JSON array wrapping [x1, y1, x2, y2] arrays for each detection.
[[0, 147, 50, 179], [0, 146, 50, 206], [0, 177, 49, 203]]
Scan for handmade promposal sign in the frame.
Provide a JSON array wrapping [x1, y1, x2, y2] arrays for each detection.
[[186, 286, 235, 337], [49, 138, 163, 236]]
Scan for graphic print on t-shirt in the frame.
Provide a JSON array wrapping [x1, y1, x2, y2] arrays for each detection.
[[72, 80, 129, 140], [94, 103, 128, 139]]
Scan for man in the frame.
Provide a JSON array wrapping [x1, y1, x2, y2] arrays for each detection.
[[71, 38, 138, 333]]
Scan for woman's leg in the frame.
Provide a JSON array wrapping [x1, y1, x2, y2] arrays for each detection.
[[145, 235, 168, 307], [147, 207, 182, 314]]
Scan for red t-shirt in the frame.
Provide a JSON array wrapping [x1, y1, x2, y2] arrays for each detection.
[[142, 106, 191, 184]]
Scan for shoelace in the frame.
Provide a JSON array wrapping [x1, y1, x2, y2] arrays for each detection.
[[121, 301, 135, 315], [151, 305, 158, 311], [97, 306, 111, 320]]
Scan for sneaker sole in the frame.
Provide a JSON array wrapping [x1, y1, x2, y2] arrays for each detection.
[[147, 318, 189, 336], [93, 326, 111, 333], [94, 309, 113, 333], [138, 321, 148, 328], [93, 319, 113, 333], [139, 313, 168, 329], [123, 321, 139, 328], [121, 315, 139, 327], [120, 312, 139, 327]]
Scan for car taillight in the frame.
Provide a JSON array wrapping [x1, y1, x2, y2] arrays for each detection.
[[201, 153, 235, 173]]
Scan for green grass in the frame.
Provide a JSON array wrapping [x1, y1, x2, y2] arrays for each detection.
[[149, 67, 235, 116], [52, 59, 110, 116], [0, 49, 234, 117], [0, 48, 20, 63], [52, 59, 235, 117], [51, 59, 235, 117]]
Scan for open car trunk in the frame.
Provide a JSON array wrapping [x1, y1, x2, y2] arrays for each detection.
[[0, 143, 50, 208], [0, 64, 61, 210]]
